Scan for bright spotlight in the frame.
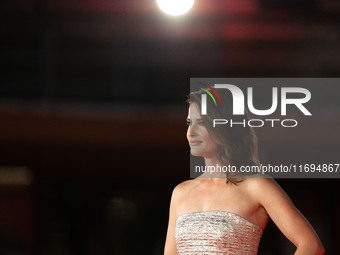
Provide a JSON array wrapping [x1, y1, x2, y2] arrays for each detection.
[[157, 0, 195, 16]]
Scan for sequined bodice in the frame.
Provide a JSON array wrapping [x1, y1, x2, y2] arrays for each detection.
[[175, 211, 262, 255]]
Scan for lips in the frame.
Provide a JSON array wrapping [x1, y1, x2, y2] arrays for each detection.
[[190, 141, 202, 146]]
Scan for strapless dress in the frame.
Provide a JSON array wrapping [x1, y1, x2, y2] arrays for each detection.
[[175, 211, 262, 255]]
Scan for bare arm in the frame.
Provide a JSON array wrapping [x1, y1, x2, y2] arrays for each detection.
[[252, 178, 324, 255], [164, 184, 182, 255]]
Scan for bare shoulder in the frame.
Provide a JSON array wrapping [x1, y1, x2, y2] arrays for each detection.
[[246, 176, 290, 205], [172, 179, 196, 199], [243, 174, 279, 190], [171, 178, 203, 206], [243, 175, 288, 202]]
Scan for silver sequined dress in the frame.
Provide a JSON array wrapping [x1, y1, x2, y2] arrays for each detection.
[[175, 211, 262, 255]]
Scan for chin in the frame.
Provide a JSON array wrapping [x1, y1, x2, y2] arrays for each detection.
[[190, 149, 204, 157]]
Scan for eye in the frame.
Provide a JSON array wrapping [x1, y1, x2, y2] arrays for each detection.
[[198, 121, 205, 126], [186, 120, 191, 126]]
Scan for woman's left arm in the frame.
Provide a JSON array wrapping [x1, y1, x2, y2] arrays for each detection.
[[251, 177, 325, 255]]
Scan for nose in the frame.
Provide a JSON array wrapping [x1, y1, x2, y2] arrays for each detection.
[[188, 123, 197, 137]]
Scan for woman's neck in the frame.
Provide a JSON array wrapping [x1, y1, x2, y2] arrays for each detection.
[[199, 157, 228, 179]]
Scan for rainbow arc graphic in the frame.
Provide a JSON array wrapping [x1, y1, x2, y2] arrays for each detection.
[[197, 82, 223, 107]]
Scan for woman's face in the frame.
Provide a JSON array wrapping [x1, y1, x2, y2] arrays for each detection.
[[186, 104, 219, 159]]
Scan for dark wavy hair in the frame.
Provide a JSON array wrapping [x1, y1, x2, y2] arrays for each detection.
[[187, 88, 260, 184]]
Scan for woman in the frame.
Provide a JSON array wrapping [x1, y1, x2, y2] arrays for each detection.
[[164, 88, 324, 255]]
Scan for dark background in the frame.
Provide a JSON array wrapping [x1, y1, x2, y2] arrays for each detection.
[[0, 0, 340, 254]]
